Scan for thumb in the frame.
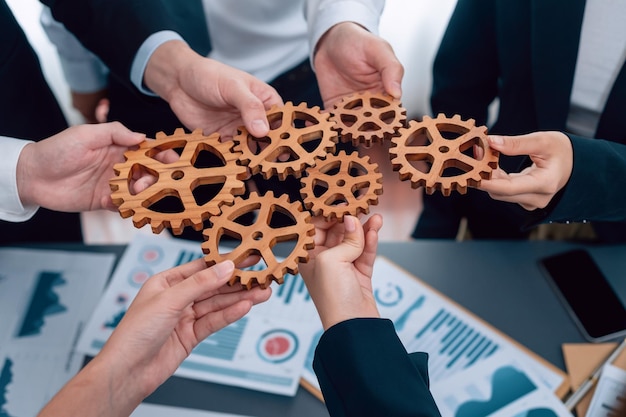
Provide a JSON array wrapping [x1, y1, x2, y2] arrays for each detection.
[[106, 122, 146, 147], [327, 215, 366, 264]]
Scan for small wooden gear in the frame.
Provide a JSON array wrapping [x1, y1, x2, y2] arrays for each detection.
[[330, 91, 406, 147], [300, 150, 383, 221], [389, 114, 499, 196], [233, 102, 338, 180], [201, 192, 315, 289], [110, 128, 248, 235]]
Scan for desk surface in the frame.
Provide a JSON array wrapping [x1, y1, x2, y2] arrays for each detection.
[[32, 239, 626, 416]]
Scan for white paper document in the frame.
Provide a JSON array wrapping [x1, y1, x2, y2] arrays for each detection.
[[430, 352, 572, 417], [300, 256, 565, 399], [76, 234, 317, 396], [0, 248, 115, 417], [585, 363, 626, 417]]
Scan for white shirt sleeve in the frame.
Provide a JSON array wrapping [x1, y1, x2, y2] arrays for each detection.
[[305, 0, 385, 69], [40, 5, 109, 93], [0, 137, 39, 222]]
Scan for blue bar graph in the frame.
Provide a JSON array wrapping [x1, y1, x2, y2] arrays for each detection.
[[192, 317, 248, 361], [407, 307, 499, 382], [174, 249, 204, 266], [275, 274, 310, 306]]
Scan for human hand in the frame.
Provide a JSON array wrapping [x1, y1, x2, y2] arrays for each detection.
[[16, 122, 145, 212], [479, 132, 574, 210], [144, 40, 283, 140], [299, 214, 383, 330], [100, 259, 271, 400], [313, 22, 404, 108], [39, 259, 271, 417], [71, 89, 109, 123]]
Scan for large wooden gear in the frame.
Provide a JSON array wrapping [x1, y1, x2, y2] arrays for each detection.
[[201, 192, 315, 289], [330, 91, 406, 147], [110, 128, 248, 235], [300, 150, 383, 221], [389, 114, 499, 196], [233, 102, 338, 180]]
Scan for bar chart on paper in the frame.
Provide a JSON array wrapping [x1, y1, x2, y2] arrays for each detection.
[[370, 257, 564, 394], [404, 307, 500, 383]]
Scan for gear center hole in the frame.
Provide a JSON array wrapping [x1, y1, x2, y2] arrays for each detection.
[[253, 231, 263, 240], [363, 111, 372, 117], [171, 170, 185, 180], [439, 145, 450, 154], [336, 179, 346, 187], [280, 132, 290, 140]]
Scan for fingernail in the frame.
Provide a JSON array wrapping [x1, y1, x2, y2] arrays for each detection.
[[212, 260, 235, 280], [344, 215, 356, 232], [489, 135, 503, 145]]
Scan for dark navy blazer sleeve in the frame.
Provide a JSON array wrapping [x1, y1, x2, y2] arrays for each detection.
[[544, 135, 626, 223], [313, 318, 442, 417], [40, 0, 208, 90]]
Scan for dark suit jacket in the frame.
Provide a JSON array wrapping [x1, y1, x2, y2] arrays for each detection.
[[0, 0, 82, 243], [417, 0, 626, 242], [41, 0, 210, 94], [314, 318, 441, 417]]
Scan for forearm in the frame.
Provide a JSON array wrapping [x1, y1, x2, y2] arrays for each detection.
[[38, 355, 145, 417], [314, 318, 441, 417], [143, 40, 197, 100]]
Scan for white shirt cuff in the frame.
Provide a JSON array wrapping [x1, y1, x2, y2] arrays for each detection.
[[0, 137, 39, 222], [307, 0, 384, 70], [130, 30, 186, 96]]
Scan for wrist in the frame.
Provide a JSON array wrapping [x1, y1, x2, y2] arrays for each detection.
[[143, 40, 195, 101], [87, 354, 148, 413], [38, 356, 145, 417]]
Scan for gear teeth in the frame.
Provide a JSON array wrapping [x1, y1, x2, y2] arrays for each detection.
[[330, 91, 406, 147], [233, 102, 338, 180], [202, 192, 315, 290], [301, 151, 383, 221], [389, 114, 498, 195], [109, 129, 247, 235]]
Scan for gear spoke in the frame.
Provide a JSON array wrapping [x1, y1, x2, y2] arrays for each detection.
[[234, 102, 337, 179], [301, 151, 382, 220], [110, 128, 247, 235], [202, 192, 314, 289], [390, 115, 499, 195]]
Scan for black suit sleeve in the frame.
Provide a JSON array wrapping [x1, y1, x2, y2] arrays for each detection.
[[538, 135, 626, 224], [313, 318, 442, 417], [40, 0, 209, 91]]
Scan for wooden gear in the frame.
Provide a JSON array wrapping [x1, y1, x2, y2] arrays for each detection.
[[110, 95, 500, 289], [233, 102, 338, 180], [300, 150, 383, 221], [110, 128, 248, 235], [201, 192, 315, 289], [330, 91, 406, 147], [389, 114, 499, 196]]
